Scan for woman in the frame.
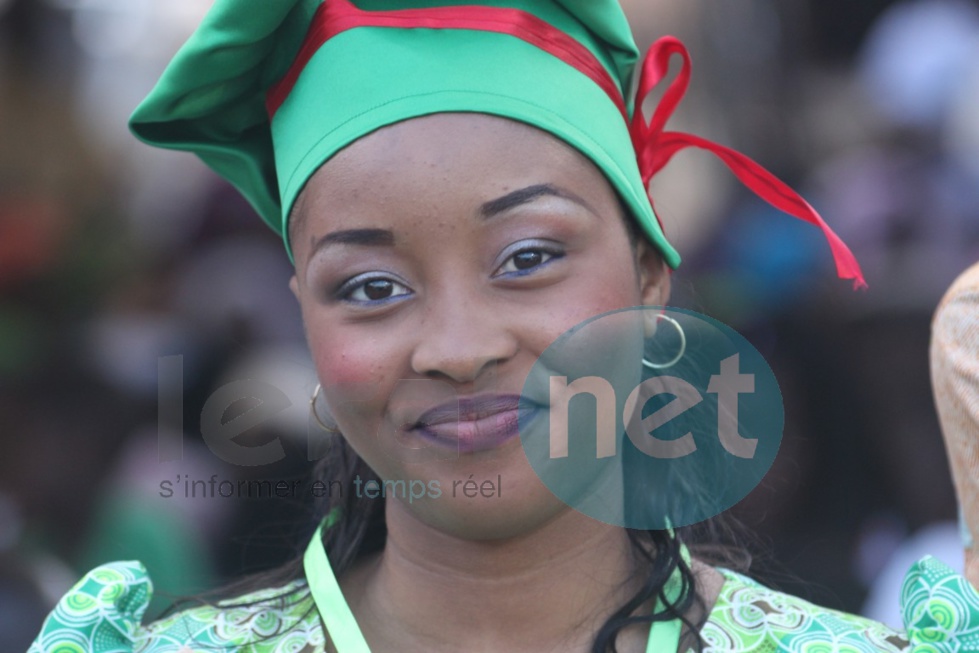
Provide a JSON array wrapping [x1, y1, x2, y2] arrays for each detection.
[[29, 0, 979, 651]]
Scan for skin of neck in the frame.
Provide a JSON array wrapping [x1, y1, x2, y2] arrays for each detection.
[[337, 497, 656, 653]]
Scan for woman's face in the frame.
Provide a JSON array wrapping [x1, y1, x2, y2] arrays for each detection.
[[290, 113, 669, 540]]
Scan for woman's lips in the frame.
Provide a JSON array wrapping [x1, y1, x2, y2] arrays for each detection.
[[409, 394, 539, 453]]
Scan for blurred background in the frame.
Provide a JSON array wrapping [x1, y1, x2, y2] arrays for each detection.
[[2, 0, 977, 648]]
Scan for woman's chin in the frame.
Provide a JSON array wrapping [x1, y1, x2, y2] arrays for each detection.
[[386, 466, 571, 543]]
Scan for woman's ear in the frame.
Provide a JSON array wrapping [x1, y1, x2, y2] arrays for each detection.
[[636, 239, 671, 308], [289, 275, 300, 301]]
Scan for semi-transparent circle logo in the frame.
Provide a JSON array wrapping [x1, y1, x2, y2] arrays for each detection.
[[518, 306, 783, 529]]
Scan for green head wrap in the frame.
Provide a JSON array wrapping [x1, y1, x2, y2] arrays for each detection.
[[129, 0, 681, 268], [130, 0, 868, 289]]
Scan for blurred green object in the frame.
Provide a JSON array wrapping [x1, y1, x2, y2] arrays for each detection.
[[0, 308, 47, 379], [77, 494, 214, 620]]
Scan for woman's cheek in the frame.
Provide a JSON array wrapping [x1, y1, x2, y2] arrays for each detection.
[[314, 344, 383, 387], [308, 335, 412, 472], [543, 277, 641, 335]]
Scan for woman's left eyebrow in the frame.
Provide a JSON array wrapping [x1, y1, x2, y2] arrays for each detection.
[[479, 183, 598, 220]]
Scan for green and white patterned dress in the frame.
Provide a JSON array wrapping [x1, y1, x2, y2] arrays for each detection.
[[27, 555, 979, 652]]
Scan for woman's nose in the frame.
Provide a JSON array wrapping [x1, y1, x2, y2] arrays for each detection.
[[409, 291, 518, 385]]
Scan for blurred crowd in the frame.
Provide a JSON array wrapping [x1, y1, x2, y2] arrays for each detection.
[[2, 0, 978, 648]]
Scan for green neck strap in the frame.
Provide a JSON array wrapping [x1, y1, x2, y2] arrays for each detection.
[[303, 514, 371, 653], [303, 518, 687, 653]]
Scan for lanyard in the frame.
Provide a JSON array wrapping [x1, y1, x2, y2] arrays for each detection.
[[303, 519, 686, 653], [304, 517, 372, 653]]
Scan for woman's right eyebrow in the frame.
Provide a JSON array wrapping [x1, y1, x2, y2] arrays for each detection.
[[311, 228, 395, 255]]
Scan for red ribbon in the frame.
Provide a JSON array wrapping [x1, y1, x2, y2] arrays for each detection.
[[269, 2, 866, 290], [630, 37, 867, 290], [267, 0, 627, 119]]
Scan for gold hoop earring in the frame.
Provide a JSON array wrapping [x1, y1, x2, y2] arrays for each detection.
[[642, 314, 686, 370], [310, 383, 341, 434]]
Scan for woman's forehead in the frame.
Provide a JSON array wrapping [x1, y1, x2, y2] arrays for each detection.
[[326, 114, 588, 175], [297, 113, 609, 211]]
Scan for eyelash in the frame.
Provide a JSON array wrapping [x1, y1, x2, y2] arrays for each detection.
[[493, 243, 565, 278], [336, 243, 565, 305], [336, 273, 411, 305]]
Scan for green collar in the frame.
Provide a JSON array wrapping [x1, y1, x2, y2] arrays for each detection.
[[303, 516, 685, 652]]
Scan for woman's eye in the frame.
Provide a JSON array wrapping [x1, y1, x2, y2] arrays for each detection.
[[339, 276, 411, 304], [496, 247, 561, 276]]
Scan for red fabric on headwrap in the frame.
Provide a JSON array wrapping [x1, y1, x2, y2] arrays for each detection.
[[630, 36, 868, 290], [267, 0, 627, 119]]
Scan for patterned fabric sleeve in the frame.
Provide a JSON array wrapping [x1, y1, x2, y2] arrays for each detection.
[[703, 569, 911, 652], [902, 555, 979, 651], [28, 561, 323, 653], [29, 562, 152, 653]]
